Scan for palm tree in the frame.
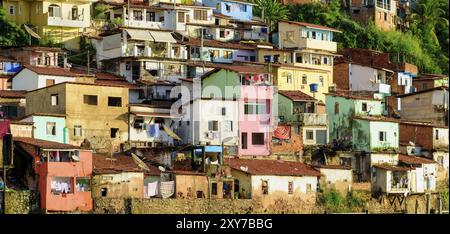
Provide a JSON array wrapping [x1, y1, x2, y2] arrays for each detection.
[[252, 0, 289, 31], [410, 0, 449, 45]]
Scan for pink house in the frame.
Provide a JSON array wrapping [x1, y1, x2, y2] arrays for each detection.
[[238, 72, 274, 156], [13, 137, 93, 212]]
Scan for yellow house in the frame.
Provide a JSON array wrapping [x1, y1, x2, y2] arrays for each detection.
[[2, 0, 91, 51], [25, 82, 129, 153], [271, 63, 332, 102]]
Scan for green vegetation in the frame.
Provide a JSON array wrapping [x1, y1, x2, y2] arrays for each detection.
[[320, 188, 370, 213], [252, 0, 289, 30], [253, 0, 448, 74], [0, 8, 28, 46]]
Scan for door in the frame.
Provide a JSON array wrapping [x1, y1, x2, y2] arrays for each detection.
[[241, 133, 247, 149]]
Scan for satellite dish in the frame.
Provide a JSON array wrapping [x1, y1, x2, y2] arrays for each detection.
[[158, 166, 166, 172], [223, 137, 233, 143], [240, 166, 248, 172], [409, 141, 415, 146], [71, 155, 80, 161], [131, 153, 150, 172]]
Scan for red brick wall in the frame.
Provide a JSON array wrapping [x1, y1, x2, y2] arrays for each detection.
[[399, 123, 433, 150], [333, 62, 350, 91], [413, 80, 435, 91]]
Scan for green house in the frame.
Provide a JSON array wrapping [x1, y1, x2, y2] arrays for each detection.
[[277, 90, 318, 123], [352, 116, 399, 152]]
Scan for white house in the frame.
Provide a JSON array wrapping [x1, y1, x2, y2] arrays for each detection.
[[11, 66, 94, 91], [314, 165, 353, 194], [228, 158, 321, 203], [399, 154, 437, 193]]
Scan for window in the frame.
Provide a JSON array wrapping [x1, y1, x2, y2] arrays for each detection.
[[194, 10, 207, 21], [209, 50, 219, 59], [74, 125, 82, 137], [71, 6, 78, 20], [46, 79, 55, 87], [225, 120, 233, 132], [178, 12, 185, 23], [244, 102, 266, 115], [302, 74, 307, 84], [83, 95, 98, 105], [220, 30, 225, 38], [286, 31, 294, 41], [288, 181, 293, 194], [51, 177, 72, 194], [319, 76, 324, 87], [322, 33, 328, 41], [286, 74, 292, 83], [422, 83, 428, 90], [46, 122, 56, 135], [240, 4, 247, 12], [306, 130, 314, 140], [435, 129, 439, 140], [311, 31, 316, 39], [241, 132, 248, 149], [51, 94, 59, 106], [133, 10, 143, 21], [9, 5, 14, 15], [252, 133, 265, 145], [223, 51, 233, 59], [379, 131, 387, 142], [334, 102, 339, 114], [110, 128, 119, 138], [225, 4, 231, 12], [18, 3, 22, 15], [146, 11, 155, 21], [108, 97, 122, 107], [76, 177, 91, 192], [48, 4, 60, 17], [262, 180, 269, 195], [101, 188, 108, 197], [221, 107, 226, 116], [384, 12, 387, 21], [323, 57, 328, 64], [362, 102, 368, 112], [208, 121, 219, 131]]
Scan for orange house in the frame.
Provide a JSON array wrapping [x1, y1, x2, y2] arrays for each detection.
[[13, 137, 93, 212]]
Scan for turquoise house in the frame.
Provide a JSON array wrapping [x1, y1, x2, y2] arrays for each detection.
[[352, 116, 399, 152], [20, 114, 68, 144], [325, 93, 384, 143]]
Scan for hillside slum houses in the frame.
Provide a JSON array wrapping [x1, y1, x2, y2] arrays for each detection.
[[0, 0, 448, 213]]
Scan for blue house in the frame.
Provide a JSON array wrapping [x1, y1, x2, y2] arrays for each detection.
[[20, 113, 68, 144], [202, 0, 254, 21]]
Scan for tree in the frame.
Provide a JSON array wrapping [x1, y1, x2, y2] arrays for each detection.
[[252, 0, 289, 30], [410, 0, 449, 45], [0, 8, 28, 46]]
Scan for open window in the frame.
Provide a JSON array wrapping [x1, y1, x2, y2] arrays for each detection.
[[51, 177, 72, 195], [46, 122, 56, 135], [83, 95, 98, 105], [108, 97, 122, 107], [76, 177, 91, 192], [48, 4, 61, 17], [262, 180, 269, 195]]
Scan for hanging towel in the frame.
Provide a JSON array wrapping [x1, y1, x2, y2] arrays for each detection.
[[160, 181, 175, 199], [147, 182, 159, 197], [153, 123, 160, 137]]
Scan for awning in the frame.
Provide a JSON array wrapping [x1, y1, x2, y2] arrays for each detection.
[[23, 25, 41, 39], [126, 29, 152, 41], [149, 31, 177, 43], [162, 124, 181, 141]]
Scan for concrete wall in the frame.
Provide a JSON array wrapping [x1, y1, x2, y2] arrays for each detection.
[[92, 172, 144, 199], [174, 174, 209, 199], [400, 91, 447, 125]]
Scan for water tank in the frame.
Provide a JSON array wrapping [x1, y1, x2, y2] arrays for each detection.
[[309, 83, 319, 93]]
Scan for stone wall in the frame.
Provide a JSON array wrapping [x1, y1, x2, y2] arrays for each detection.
[[4, 190, 30, 214], [131, 199, 253, 214], [93, 197, 130, 214]]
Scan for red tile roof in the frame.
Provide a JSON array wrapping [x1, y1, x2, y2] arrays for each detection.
[[397, 86, 448, 98], [92, 154, 160, 176], [414, 73, 448, 81], [227, 158, 321, 177], [279, 90, 316, 102], [14, 137, 81, 149], [314, 164, 352, 170], [23, 65, 94, 77], [399, 154, 437, 165], [278, 20, 341, 33], [0, 90, 27, 98], [181, 37, 256, 50], [373, 164, 413, 171]]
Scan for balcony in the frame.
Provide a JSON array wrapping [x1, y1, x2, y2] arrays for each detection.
[[298, 37, 337, 53], [125, 20, 165, 30], [373, 83, 391, 94], [296, 113, 327, 126], [46, 14, 89, 28]]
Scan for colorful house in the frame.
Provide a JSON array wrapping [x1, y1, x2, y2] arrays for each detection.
[[227, 158, 320, 205], [352, 116, 399, 152], [349, 0, 397, 31], [2, 0, 92, 51], [202, 0, 254, 22], [13, 137, 93, 212], [25, 82, 129, 152], [19, 113, 67, 144], [0, 46, 62, 67]]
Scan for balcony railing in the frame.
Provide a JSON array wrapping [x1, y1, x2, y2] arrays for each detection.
[[46, 13, 89, 28], [298, 37, 337, 53], [373, 83, 391, 94]]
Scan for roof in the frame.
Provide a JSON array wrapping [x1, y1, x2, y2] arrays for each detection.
[[399, 120, 448, 129], [278, 19, 341, 33], [0, 90, 27, 98], [334, 57, 394, 74], [399, 154, 437, 165], [95, 79, 140, 90], [373, 164, 413, 171], [26, 81, 131, 94], [279, 90, 316, 102], [325, 92, 380, 101], [19, 113, 66, 120], [21, 65, 94, 77], [414, 74, 448, 81], [314, 164, 352, 170], [14, 137, 81, 150], [92, 154, 160, 176], [196, 64, 268, 78], [353, 116, 400, 123], [227, 158, 321, 177], [397, 86, 448, 98]]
